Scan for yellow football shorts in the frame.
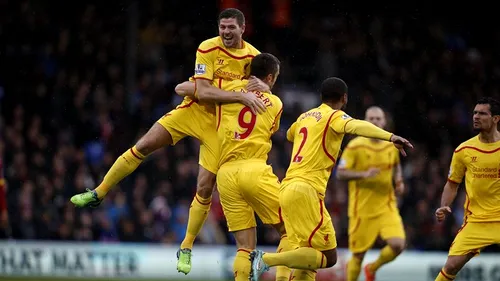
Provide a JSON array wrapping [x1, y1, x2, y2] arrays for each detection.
[[216, 159, 282, 232], [157, 99, 218, 174], [279, 181, 337, 251], [449, 221, 500, 256], [348, 211, 405, 253]]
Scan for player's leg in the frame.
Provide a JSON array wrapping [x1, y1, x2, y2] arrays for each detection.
[[434, 221, 494, 281], [270, 222, 293, 281], [435, 254, 475, 281], [233, 228, 258, 281], [177, 129, 219, 274], [215, 163, 258, 281], [70, 100, 198, 207], [241, 164, 293, 281], [70, 121, 175, 207], [177, 166, 216, 274], [364, 212, 406, 281], [346, 216, 378, 281], [250, 183, 337, 281], [347, 251, 366, 281], [289, 269, 316, 281]]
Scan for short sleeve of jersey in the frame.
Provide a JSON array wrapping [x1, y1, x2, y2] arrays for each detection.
[[270, 96, 283, 133], [448, 148, 466, 184], [339, 143, 356, 170], [329, 110, 354, 133], [194, 40, 217, 80], [286, 121, 298, 142]]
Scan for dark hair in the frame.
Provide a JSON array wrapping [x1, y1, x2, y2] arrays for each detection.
[[477, 97, 500, 116], [218, 8, 245, 26], [250, 53, 280, 80], [320, 77, 348, 102]]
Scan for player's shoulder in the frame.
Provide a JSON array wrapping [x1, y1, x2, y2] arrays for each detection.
[[267, 92, 282, 108], [197, 37, 222, 51], [454, 135, 480, 153], [243, 40, 260, 55]]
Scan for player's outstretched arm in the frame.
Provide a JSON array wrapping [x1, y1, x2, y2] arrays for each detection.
[[195, 79, 266, 114], [341, 119, 413, 156], [435, 180, 459, 222], [175, 81, 195, 96]]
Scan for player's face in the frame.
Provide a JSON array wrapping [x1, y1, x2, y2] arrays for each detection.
[[473, 104, 498, 132], [219, 18, 244, 48], [365, 109, 386, 129]]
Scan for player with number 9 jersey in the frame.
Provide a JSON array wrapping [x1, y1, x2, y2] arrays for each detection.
[[215, 60, 283, 233]]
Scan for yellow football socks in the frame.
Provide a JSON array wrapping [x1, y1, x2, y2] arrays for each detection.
[[290, 269, 316, 281], [369, 245, 397, 272], [234, 249, 252, 281], [95, 146, 145, 199], [435, 269, 456, 281], [346, 256, 362, 281], [263, 247, 326, 270], [180, 194, 212, 250], [275, 235, 293, 281]]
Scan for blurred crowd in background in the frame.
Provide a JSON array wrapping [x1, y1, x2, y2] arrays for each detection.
[[1, 0, 499, 252]]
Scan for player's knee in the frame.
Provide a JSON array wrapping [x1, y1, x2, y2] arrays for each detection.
[[443, 262, 461, 276], [387, 238, 406, 254], [196, 169, 216, 198], [353, 252, 366, 261], [135, 123, 173, 155], [443, 256, 469, 276], [322, 249, 337, 268]]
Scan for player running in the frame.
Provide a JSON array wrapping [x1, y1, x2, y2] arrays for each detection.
[[250, 77, 413, 281], [337, 106, 406, 281], [70, 8, 269, 275], [434, 97, 500, 281], [178, 53, 292, 281]]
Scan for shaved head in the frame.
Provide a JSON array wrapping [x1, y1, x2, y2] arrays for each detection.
[[365, 106, 386, 129]]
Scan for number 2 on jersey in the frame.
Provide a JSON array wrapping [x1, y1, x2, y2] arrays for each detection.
[[293, 127, 308, 162], [235, 106, 256, 139]]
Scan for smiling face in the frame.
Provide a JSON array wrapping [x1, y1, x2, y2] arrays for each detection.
[[218, 17, 245, 48]]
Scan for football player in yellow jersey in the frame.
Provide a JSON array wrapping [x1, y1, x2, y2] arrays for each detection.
[[337, 106, 406, 281], [69, 8, 270, 274], [250, 77, 413, 281], [434, 97, 500, 281], [178, 53, 293, 281]]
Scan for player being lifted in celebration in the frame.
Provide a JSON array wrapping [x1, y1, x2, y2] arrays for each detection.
[[337, 106, 406, 281], [178, 53, 292, 281], [250, 77, 413, 281], [70, 8, 270, 274], [434, 97, 500, 281]]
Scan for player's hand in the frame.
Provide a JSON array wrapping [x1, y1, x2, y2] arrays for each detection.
[[240, 92, 266, 114], [395, 181, 405, 196], [363, 168, 380, 179], [390, 135, 414, 157], [246, 76, 270, 92], [435, 206, 452, 222]]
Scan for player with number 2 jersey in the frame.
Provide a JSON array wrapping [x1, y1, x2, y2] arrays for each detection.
[[250, 77, 413, 281]]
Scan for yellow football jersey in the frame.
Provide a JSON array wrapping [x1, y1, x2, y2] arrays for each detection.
[[448, 135, 500, 222], [194, 36, 260, 83], [339, 137, 400, 218], [282, 104, 353, 195], [176, 37, 261, 118], [216, 79, 283, 167]]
